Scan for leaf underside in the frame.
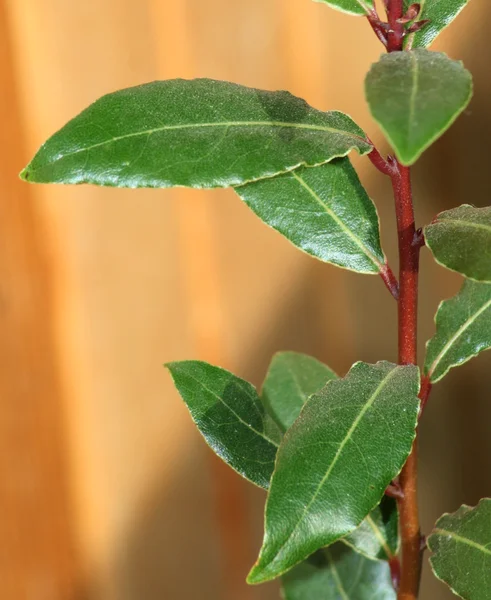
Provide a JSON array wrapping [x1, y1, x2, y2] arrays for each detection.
[[428, 499, 491, 600], [424, 280, 491, 383], [236, 159, 386, 274], [343, 495, 399, 562], [21, 79, 371, 189], [365, 49, 472, 165], [248, 361, 420, 584], [281, 543, 396, 600], [425, 205, 491, 282], [404, 0, 471, 49]]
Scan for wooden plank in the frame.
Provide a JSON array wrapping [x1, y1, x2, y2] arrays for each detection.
[[0, 2, 79, 598]]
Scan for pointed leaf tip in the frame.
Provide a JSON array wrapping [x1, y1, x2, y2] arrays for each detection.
[[22, 79, 371, 189], [249, 361, 420, 583], [166, 360, 280, 489]]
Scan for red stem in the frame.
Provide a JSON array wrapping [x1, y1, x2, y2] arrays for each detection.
[[368, 3, 431, 595], [388, 3, 425, 594], [390, 160, 423, 599], [393, 164, 419, 366], [386, 0, 405, 52], [366, 3, 435, 595]]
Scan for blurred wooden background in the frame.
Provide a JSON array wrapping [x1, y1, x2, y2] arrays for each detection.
[[1, 0, 490, 598]]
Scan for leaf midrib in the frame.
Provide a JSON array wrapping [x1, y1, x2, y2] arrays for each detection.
[[286, 365, 309, 405], [182, 372, 280, 448], [433, 527, 491, 557], [326, 548, 349, 600], [432, 218, 491, 236], [354, 0, 373, 13], [407, 51, 420, 150], [291, 170, 383, 272], [42, 120, 370, 164], [427, 297, 491, 379], [365, 513, 394, 560], [269, 366, 400, 565]]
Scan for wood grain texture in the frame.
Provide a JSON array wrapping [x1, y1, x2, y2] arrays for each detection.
[[2, 0, 489, 599], [0, 1, 79, 598]]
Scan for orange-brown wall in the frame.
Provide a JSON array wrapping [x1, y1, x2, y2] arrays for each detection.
[[1, 1, 489, 598]]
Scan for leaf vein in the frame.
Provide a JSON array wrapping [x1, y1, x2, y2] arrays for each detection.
[[407, 51, 419, 148], [291, 171, 383, 271], [433, 528, 491, 557], [181, 372, 279, 448], [270, 366, 400, 563], [435, 218, 491, 235], [365, 514, 394, 560], [326, 548, 350, 600], [49, 121, 369, 164], [427, 298, 491, 379]]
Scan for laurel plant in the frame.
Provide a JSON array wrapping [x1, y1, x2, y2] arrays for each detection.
[[21, 0, 489, 598]]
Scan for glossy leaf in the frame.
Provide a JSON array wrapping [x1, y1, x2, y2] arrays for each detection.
[[424, 281, 491, 383], [166, 361, 281, 489], [428, 499, 491, 599], [404, 0, 471, 49], [261, 352, 399, 564], [365, 49, 472, 166], [169, 357, 400, 565], [21, 79, 372, 189], [248, 361, 420, 583], [236, 159, 386, 274], [343, 496, 399, 562], [314, 0, 374, 17], [425, 205, 491, 282], [281, 543, 396, 600], [261, 351, 337, 432]]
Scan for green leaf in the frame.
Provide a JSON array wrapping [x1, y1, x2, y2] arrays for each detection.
[[235, 159, 386, 274], [20, 79, 372, 189], [425, 205, 491, 283], [365, 49, 472, 166], [343, 496, 399, 562], [424, 281, 491, 383], [428, 499, 491, 600], [261, 352, 399, 564], [313, 0, 374, 17], [165, 361, 281, 489], [281, 543, 396, 600], [261, 351, 338, 432], [404, 0, 471, 49], [248, 361, 420, 584], [168, 357, 400, 567]]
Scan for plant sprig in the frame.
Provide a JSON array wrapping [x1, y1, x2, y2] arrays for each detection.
[[21, 0, 489, 598]]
